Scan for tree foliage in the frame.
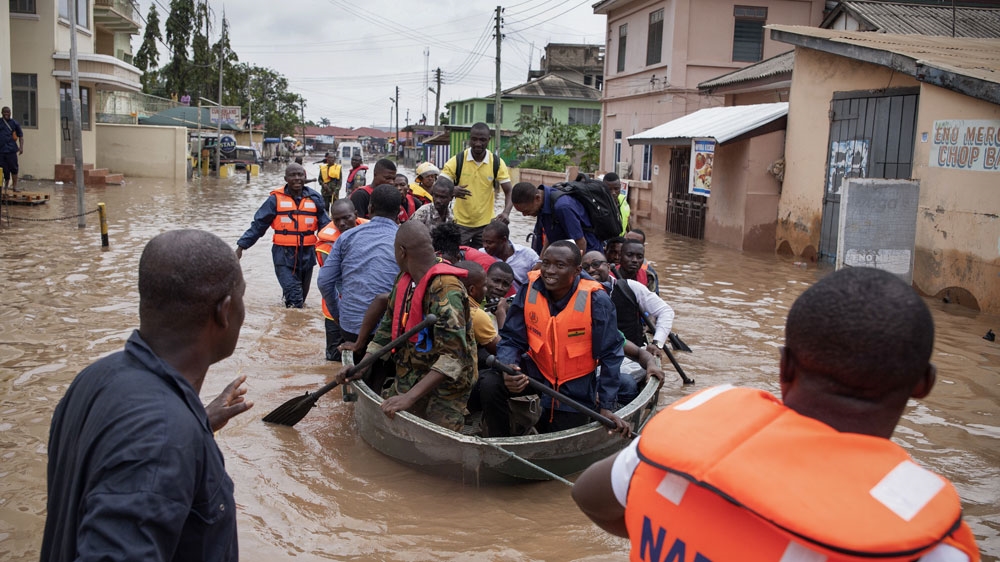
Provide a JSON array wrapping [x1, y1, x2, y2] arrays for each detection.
[[136, 1, 305, 137], [510, 112, 601, 173], [133, 4, 161, 92]]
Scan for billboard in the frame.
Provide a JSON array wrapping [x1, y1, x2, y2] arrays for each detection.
[[929, 119, 1000, 172], [209, 107, 242, 126]]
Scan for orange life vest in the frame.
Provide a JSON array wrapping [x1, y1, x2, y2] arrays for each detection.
[[625, 385, 980, 562], [270, 189, 320, 247], [315, 218, 368, 320], [523, 270, 603, 388], [391, 262, 468, 342]]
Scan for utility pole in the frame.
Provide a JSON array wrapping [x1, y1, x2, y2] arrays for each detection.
[[433, 67, 442, 134], [300, 100, 306, 153], [214, 14, 226, 176], [394, 85, 400, 160], [423, 47, 430, 124], [68, 0, 86, 227], [494, 6, 503, 154]]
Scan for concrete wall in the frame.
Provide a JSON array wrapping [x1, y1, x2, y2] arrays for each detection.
[[910, 85, 1000, 313], [779, 46, 1000, 313], [0, 3, 11, 105], [777, 47, 919, 259], [96, 123, 187, 181]]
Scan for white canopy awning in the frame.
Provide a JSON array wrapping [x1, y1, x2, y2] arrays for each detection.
[[628, 102, 789, 146]]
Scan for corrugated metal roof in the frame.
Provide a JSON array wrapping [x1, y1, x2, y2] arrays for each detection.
[[698, 51, 796, 90], [627, 103, 788, 145], [768, 25, 1000, 95], [833, 1, 1000, 37], [502, 74, 602, 101]]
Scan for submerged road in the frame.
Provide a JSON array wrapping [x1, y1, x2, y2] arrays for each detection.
[[0, 163, 997, 560]]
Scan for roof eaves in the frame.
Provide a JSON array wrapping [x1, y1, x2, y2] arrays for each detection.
[[769, 27, 918, 75]]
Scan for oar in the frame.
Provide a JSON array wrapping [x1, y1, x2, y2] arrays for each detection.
[[484, 356, 617, 431], [262, 315, 438, 426], [642, 314, 694, 385]]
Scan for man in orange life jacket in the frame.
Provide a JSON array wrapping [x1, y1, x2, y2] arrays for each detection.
[[572, 267, 981, 562], [236, 163, 330, 308], [487, 240, 631, 437], [315, 199, 368, 361], [338, 220, 476, 431]]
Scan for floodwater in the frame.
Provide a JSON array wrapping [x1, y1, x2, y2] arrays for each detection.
[[0, 164, 997, 561]]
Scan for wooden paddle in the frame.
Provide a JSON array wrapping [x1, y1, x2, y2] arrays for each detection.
[[642, 314, 694, 385], [262, 315, 438, 426], [484, 355, 618, 431]]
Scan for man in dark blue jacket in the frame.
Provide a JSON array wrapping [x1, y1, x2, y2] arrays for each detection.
[[41, 229, 253, 562], [236, 163, 330, 307], [511, 181, 603, 256]]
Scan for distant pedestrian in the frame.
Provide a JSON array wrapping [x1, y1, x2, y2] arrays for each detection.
[[1, 106, 24, 192], [344, 154, 368, 197], [236, 163, 330, 308], [602, 172, 630, 236], [318, 151, 342, 210], [440, 122, 513, 247]]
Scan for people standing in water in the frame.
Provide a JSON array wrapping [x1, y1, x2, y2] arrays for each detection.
[[314, 199, 368, 361], [236, 163, 330, 308], [572, 267, 980, 562], [343, 154, 367, 198], [440, 122, 513, 248], [349, 158, 397, 220], [318, 152, 342, 210]]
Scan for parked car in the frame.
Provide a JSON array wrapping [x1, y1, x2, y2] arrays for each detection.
[[222, 146, 263, 170]]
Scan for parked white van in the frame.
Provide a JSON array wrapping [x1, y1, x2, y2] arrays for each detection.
[[338, 142, 365, 167]]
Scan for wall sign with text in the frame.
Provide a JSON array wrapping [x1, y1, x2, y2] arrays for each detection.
[[929, 119, 1000, 172]]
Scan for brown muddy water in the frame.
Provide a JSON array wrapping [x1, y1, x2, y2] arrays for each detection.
[[0, 165, 997, 561]]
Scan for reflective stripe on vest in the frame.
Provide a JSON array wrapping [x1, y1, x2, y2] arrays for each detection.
[[523, 270, 602, 388], [625, 386, 972, 562], [270, 190, 319, 247]]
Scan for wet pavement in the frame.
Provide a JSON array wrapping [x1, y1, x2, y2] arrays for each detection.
[[0, 163, 997, 560]]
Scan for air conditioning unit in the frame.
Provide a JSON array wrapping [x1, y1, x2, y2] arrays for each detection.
[[616, 161, 632, 179]]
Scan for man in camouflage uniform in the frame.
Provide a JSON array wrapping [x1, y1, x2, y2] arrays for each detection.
[[359, 220, 476, 431], [318, 152, 342, 210]]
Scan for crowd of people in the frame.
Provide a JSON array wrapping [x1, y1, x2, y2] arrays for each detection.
[[39, 121, 982, 560]]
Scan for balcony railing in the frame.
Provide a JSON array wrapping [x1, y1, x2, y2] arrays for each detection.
[[95, 90, 183, 124]]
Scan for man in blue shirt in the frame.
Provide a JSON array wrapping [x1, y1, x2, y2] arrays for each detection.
[[477, 240, 630, 437], [41, 229, 253, 562], [236, 163, 330, 308], [480, 220, 538, 293], [318, 183, 400, 361], [511, 181, 602, 256], [1, 106, 24, 192]]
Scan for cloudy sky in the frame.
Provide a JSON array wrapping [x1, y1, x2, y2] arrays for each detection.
[[134, 0, 608, 128]]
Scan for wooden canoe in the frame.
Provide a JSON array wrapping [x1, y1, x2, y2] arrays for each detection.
[[351, 377, 660, 484]]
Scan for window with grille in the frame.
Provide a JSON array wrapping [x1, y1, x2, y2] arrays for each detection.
[[520, 105, 533, 115], [10, 0, 36, 14], [733, 6, 767, 62], [647, 9, 664, 66], [486, 103, 495, 124], [540, 106, 553, 119], [12, 74, 38, 127], [60, 83, 91, 130], [617, 23, 628, 72], [568, 108, 600, 126]]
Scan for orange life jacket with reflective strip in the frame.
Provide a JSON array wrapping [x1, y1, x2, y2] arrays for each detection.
[[523, 270, 603, 388], [270, 190, 320, 247], [315, 218, 368, 320], [625, 386, 980, 562]]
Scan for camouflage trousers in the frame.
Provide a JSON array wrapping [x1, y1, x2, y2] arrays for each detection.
[[320, 180, 340, 209], [383, 366, 472, 432]]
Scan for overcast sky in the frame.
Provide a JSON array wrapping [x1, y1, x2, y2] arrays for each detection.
[[134, 0, 608, 129]]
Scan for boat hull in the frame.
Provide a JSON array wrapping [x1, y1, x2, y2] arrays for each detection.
[[352, 377, 659, 484]]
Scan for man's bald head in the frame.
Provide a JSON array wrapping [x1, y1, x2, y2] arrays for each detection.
[[395, 221, 435, 273], [139, 230, 243, 334], [331, 198, 356, 214]]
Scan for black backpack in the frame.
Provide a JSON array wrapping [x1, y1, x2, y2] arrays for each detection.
[[454, 149, 501, 193], [548, 179, 623, 242]]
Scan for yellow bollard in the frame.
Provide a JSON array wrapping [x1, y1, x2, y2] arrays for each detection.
[[250, 164, 260, 177], [219, 164, 230, 178], [98, 202, 109, 247]]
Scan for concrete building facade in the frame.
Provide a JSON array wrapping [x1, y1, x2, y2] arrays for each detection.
[[7, 0, 142, 180], [771, 26, 1000, 313], [592, 0, 826, 233]]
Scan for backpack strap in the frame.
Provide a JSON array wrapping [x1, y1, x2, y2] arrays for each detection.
[[453, 149, 501, 191], [454, 148, 465, 184]]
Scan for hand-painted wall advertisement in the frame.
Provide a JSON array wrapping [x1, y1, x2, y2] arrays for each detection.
[[689, 138, 715, 197]]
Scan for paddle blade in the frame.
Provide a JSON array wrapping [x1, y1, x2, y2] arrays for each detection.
[[261, 391, 318, 426], [669, 333, 693, 353]]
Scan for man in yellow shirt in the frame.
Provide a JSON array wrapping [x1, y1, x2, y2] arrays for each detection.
[[440, 122, 513, 248]]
